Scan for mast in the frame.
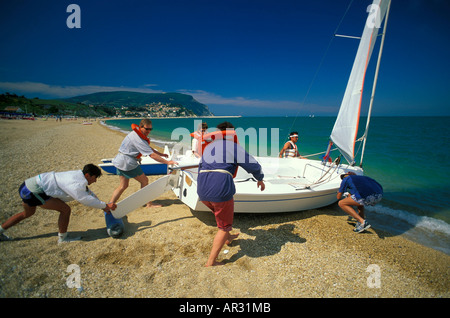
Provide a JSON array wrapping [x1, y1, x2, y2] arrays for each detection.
[[359, 0, 391, 167], [329, 0, 390, 166]]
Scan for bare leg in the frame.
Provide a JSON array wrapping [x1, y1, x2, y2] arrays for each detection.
[[40, 198, 72, 233], [205, 229, 229, 267], [338, 196, 365, 224], [357, 205, 365, 220], [1, 203, 37, 230], [41, 198, 82, 243], [109, 175, 130, 204], [205, 230, 240, 267], [2, 198, 77, 243], [135, 174, 161, 208]]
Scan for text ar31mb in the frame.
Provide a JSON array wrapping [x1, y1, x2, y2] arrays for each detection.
[[222, 302, 270, 313]]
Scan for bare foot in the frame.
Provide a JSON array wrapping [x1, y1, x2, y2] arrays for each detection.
[[226, 233, 239, 246], [146, 202, 162, 208], [205, 261, 225, 267]]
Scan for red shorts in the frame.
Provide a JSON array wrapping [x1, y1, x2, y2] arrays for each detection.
[[201, 199, 234, 232]]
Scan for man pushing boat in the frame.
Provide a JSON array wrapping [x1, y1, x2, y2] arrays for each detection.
[[337, 172, 383, 233], [197, 121, 265, 266], [0, 164, 116, 243], [109, 119, 178, 208]]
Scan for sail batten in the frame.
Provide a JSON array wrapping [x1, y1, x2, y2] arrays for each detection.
[[330, 0, 390, 164]]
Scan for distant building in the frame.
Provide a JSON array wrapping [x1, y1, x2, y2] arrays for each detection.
[[3, 106, 24, 113]]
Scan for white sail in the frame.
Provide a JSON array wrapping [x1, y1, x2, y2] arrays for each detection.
[[330, 0, 390, 164]]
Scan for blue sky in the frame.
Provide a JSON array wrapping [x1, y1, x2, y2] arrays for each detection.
[[0, 0, 449, 116]]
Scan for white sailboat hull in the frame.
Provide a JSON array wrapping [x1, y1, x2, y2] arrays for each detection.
[[172, 156, 362, 213]]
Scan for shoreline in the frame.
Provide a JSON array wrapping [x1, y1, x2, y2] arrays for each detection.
[[0, 118, 448, 298], [100, 119, 177, 148], [104, 115, 242, 120]]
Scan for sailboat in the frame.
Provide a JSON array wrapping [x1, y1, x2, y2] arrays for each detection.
[[168, 0, 391, 213]]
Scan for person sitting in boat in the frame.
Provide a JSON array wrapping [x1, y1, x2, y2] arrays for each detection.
[[197, 121, 265, 267], [279, 131, 305, 158], [109, 119, 178, 208], [0, 164, 116, 243], [337, 172, 383, 233], [191, 122, 210, 158]]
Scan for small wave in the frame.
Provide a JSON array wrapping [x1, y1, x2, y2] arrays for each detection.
[[366, 205, 450, 254], [367, 205, 450, 236], [100, 120, 129, 135]]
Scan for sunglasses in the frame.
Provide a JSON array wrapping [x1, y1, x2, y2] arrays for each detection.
[[143, 127, 153, 131]]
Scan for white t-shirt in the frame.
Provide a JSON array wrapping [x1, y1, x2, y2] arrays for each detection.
[[112, 130, 154, 171]]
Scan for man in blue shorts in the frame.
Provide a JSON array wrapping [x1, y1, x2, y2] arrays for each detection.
[[337, 172, 383, 233], [0, 164, 116, 243]]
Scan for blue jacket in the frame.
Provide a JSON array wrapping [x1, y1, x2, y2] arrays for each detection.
[[197, 140, 264, 202], [339, 175, 383, 201]]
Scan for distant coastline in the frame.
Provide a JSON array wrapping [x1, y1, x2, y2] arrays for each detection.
[[105, 115, 242, 120]]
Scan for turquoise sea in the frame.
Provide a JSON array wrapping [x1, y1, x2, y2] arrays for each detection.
[[104, 116, 450, 254]]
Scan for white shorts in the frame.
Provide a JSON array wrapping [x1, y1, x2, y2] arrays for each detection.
[[351, 193, 382, 206]]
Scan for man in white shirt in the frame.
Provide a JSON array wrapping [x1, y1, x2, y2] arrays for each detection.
[[279, 131, 305, 158], [0, 164, 116, 243], [109, 119, 177, 208]]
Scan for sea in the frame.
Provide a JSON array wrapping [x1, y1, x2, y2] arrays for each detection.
[[103, 116, 450, 255]]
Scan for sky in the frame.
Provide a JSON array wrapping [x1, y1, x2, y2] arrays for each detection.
[[0, 0, 449, 117]]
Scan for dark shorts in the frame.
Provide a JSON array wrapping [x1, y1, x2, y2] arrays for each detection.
[[116, 165, 144, 179], [19, 182, 51, 207]]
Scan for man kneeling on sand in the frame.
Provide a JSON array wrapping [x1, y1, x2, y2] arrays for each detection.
[[337, 172, 383, 233], [0, 164, 116, 244]]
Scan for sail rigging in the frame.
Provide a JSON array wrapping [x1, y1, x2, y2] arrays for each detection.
[[330, 0, 391, 165]]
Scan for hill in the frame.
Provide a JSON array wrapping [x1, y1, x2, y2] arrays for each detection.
[[64, 91, 213, 116], [0, 93, 110, 117]]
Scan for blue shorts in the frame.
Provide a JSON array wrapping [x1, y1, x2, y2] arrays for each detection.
[[116, 165, 144, 179], [19, 182, 51, 207]]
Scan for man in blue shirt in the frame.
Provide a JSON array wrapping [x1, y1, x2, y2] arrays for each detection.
[[197, 122, 265, 266], [337, 172, 383, 233]]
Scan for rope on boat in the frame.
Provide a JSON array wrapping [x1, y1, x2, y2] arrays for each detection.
[[302, 147, 339, 158], [297, 156, 341, 190]]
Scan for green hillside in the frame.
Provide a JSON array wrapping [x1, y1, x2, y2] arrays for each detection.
[[0, 93, 110, 117], [65, 91, 213, 116], [0, 91, 214, 117]]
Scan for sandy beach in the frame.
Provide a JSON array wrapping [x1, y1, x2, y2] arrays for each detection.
[[0, 118, 448, 299]]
